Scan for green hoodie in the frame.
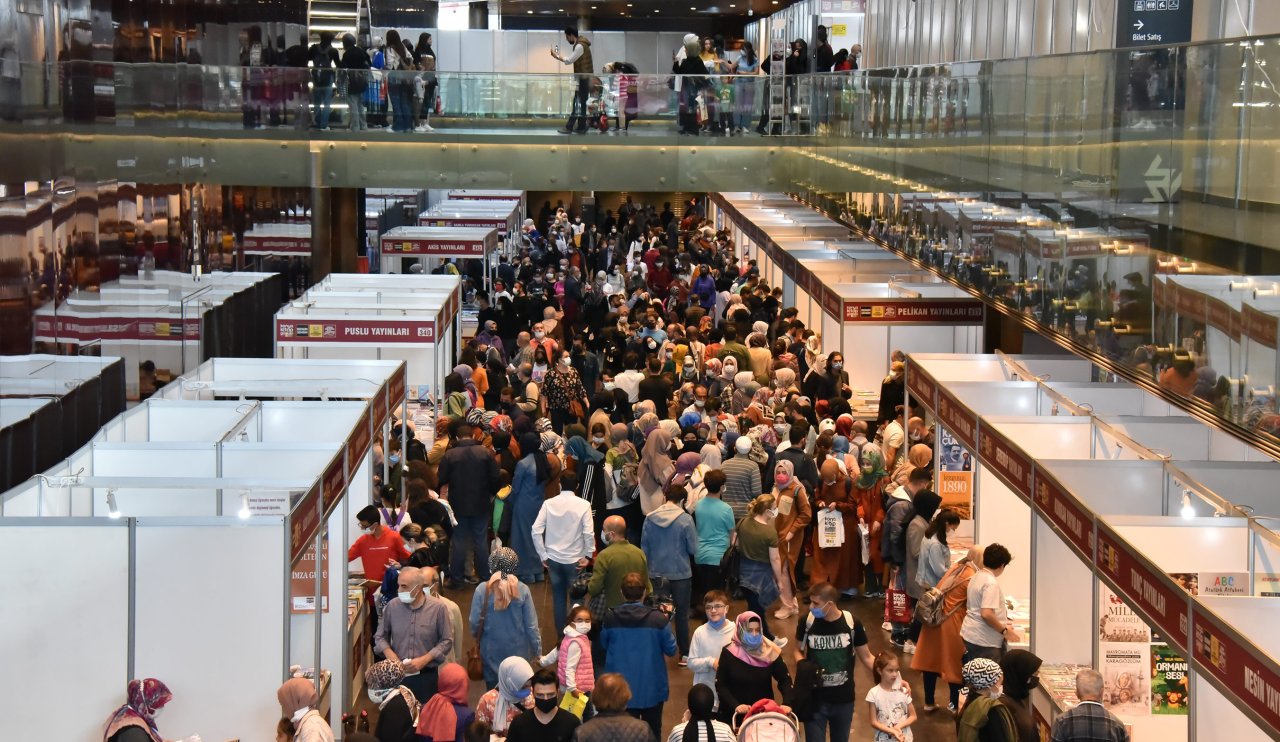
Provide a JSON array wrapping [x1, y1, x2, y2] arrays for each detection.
[[956, 695, 1018, 742]]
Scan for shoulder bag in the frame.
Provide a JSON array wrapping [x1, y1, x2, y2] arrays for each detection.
[[466, 586, 488, 681]]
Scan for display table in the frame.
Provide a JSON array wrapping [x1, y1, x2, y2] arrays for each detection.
[[348, 578, 373, 710]]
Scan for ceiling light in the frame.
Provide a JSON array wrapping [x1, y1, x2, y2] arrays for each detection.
[[106, 489, 120, 519], [239, 492, 252, 520], [1180, 491, 1195, 520]]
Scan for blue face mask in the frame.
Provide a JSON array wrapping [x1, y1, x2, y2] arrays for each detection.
[[707, 617, 728, 630], [810, 606, 825, 618], [388, 454, 401, 465], [742, 632, 763, 648], [513, 688, 532, 700]]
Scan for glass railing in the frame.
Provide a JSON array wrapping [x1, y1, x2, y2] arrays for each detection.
[[5, 63, 790, 135]]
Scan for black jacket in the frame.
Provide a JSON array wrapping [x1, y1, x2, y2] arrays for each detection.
[[437, 439, 499, 518]]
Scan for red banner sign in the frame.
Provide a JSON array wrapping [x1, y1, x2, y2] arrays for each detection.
[[243, 236, 310, 256], [842, 300, 984, 325], [937, 388, 978, 449], [290, 485, 322, 565], [388, 366, 407, 409], [373, 383, 389, 429], [321, 454, 347, 516], [1242, 304, 1279, 349], [1174, 283, 1208, 318], [1033, 469, 1095, 561], [380, 236, 487, 256], [1206, 296, 1240, 341], [1095, 523, 1189, 651], [1153, 277, 1168, 309], [905, 361, 938, 413], [347, 407, 373, 468], [976, 423, 1033, 503], [275, 318, 436, 344], [1192, 602, 1280, 734], [34, 315, 201, 343], [820, 284, 842, 320]]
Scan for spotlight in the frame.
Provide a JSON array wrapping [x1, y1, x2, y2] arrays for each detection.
[[1180, 491, 1195, 520], [107, 489, 121, 519], [238, 492, 252, 520]]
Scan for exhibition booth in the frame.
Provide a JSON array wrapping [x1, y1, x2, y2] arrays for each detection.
[[0, 355, 127, 492], [0, 358, 406, 742], [32, 271, 282, 398], [419, 199, 520, 241], [274, 275, 462, 403], [378, 225, 498, 290], [242, 222, 311, 258]]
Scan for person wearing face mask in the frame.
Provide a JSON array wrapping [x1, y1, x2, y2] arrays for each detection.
[[733, 494, 789, 646], [542, 352, 589, 434], [796, 583, 875, 742], [714, 611, 792, 724], [277, 677, 334, 741], [600, 572, 678, 739], [505, 668, 581, 742], [103, 678, 173, 742], [998, 650, 1043, 742], [476, 656, 536, 735], [687, 589, 736, 710], [470, 549, 543, 691], [956, 659, 1018, 742], [907, 416, 935, 448], [364, 659, 421, 742], [375, 566, 453, 702], [538, 605, 597, 706], [770, 459, 812, 620], [588, 515, 651, 610], [414, 662, 474, 742], [532, 469, 595, 631], [641, 484, 699, 662], [349, 504, 412, 639]]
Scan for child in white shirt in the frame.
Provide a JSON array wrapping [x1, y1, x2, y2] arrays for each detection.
[[865, 651, 917, 742]]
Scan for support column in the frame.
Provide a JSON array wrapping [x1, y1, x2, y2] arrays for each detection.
[[310, 186, 361, 283], [310, 186, 332, 284]]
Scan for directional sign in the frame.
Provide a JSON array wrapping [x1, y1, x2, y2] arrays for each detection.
[[1116, 0, 1194, 48]]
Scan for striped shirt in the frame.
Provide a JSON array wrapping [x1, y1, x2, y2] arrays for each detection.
[[1050, 701, 1129, 742]]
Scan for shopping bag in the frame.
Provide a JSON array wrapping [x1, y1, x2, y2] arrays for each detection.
[[858, 522, 871, 565], [816, 508, 845, 549], [886, 578, 913, 623]]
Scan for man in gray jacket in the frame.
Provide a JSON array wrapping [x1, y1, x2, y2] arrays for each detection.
[[641, 484, 698, 662]]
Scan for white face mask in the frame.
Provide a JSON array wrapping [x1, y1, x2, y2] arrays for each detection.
[[534, 330, 546, 339], [398, 588, 416, 604], [603, 381, 616, 391], [592, 436, 606, 444], [368, 687, 393, 704], [361, 527, 374, 536], [694, 400, 705, 408], [290, 707, 310, 724], [574, 621, 592, 634], [767, 507, 779, 519]]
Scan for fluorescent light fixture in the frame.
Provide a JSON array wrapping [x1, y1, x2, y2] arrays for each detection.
[[1180, 491, 1195, 520], [106, 489, 121, 519], [239, 492, 252, 520]]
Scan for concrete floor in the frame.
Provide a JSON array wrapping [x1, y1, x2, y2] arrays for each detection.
[[355, 578, 961, 741]]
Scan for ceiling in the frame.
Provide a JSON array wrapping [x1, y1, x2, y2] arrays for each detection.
[[498, 0, 803, 22]]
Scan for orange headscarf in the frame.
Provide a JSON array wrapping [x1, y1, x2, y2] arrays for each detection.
[[416, 663, 470, 741]]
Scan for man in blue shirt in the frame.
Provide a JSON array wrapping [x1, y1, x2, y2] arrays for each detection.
[[600, 573, 677, 740]]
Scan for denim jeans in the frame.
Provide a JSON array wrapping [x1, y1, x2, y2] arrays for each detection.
[[346, 92, 366, 130], [963, 639, 1006, 664], [450, 515, 490, 584], [803, 699, 855, 742], [654, 576, 693, 656], [390, 83, 413, 132], [548, 559, 580, 631], [742, 586, 775, 640], [312, 85, 334, 129], [566, 74, 590, 131], [629, 704, 664, 741]]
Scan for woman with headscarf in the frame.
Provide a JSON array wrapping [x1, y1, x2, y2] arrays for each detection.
[[442, 373, 472, 421], [475, 656, 536, 735], [103, 678, 173, 742], [364, 659, 421, 742], [802, 353, 838, 405], [956, 658, 1018, 742], [539, 430, 565, 498], [415, 662, 474, 742], [747, 333, 773, 386], [637, 423, 677, 515], [810, 458, 862, 594], [713, 611, 793, 724], [716, 357, 740, 410], [704, 357, 726, 398], [510, 433, 550, 583], [771, 366, 798, 405], [566, 434, 609, 526], [604, 422, 643, 545], [277, 677, 334, 741], [853, 442, 891, 597], [454, 363, 481, 408], [770, 459, 812, 620], [999, 650, 1043, 742], [893, 442, 934, 486], [668, 450, 703, 493], [731, 372, 758, 416], [469, 548, 542, 689]]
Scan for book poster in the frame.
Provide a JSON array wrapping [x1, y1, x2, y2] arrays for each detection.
[[937, 426, 973, 519], [1098, 583, 1152, 643], [1168, 571, 1249, 596], [1256, 573, 1280, 597], [1101, 643, 1151, 716], [1150, 644, 1190, 715]]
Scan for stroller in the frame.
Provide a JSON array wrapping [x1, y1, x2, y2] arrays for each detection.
[[733, 700, 801, 742]]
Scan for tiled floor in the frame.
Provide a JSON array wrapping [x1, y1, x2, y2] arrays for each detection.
[[355, 578, 961, 741]]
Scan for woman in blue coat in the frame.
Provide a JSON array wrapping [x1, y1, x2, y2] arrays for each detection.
[[509, 432, 550, 583], [469, 548, 542, 689]]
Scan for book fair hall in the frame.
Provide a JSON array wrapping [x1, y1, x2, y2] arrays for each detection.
[[11, 3, 1280, 740]]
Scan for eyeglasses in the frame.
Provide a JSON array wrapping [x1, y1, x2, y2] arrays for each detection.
[[705, 603, 728, 611]]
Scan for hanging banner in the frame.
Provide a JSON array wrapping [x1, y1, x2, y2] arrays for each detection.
[[1033, 469, 1095, 561], [1191, 602, 1280, 734], [936, 388, 977, 449], [976, 424, 1033, 503], [291, 538, 330, 613], [275, 318, 437, 344], [905, 361, 938, 413], [34, 315, 202, 343], [289, 485, 322, 565], [841, 299, 983, 324], [937, 425, 973, 520], [1095, 524, 1189, 651]]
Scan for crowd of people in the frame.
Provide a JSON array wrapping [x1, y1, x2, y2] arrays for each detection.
[[234, 25, 865, 136], [102, 195, 1130, 742]]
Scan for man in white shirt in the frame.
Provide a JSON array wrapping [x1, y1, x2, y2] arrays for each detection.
[[532, 471, 595, 631], [614, 352, 646, 404], [879, 415, 906, 471], [959, 543, 1021, 663]]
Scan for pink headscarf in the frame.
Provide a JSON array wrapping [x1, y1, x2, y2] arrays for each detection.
[[104, 678, 172, 742], [728, 611, 782, 668]]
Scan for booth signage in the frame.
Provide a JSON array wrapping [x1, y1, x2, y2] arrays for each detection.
[[290, 485, 323, 565], [243, 236, 310, 255], [1242, 304, 1279, 349], [373, 383, 390, 429], [1206, 296, 1240, 341], [1116, 0, 1194, 48], [381, 238, 486, 256], [420, 217, 506, 230], [291, 539, 330, 613], [1153, 277, 1168, 309], [936, 388, 977, 449], [1173, 283, 1207, 318], [820, 284, 842, 320], [820, 0, 865, 12], [976, 425, 1033, 503], [389, 368, 408, 410], [274, 319, 437, 344], [1191, 603, 1280, 732], [34, 315, 201, 343], [347, 407, 373, 464], [321, 456, 347, 516], [905, 362, 938, 411], [1033, 470, 1095, 560], [841, 300, 983, 324], [1095, 524, 1189, 651]]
